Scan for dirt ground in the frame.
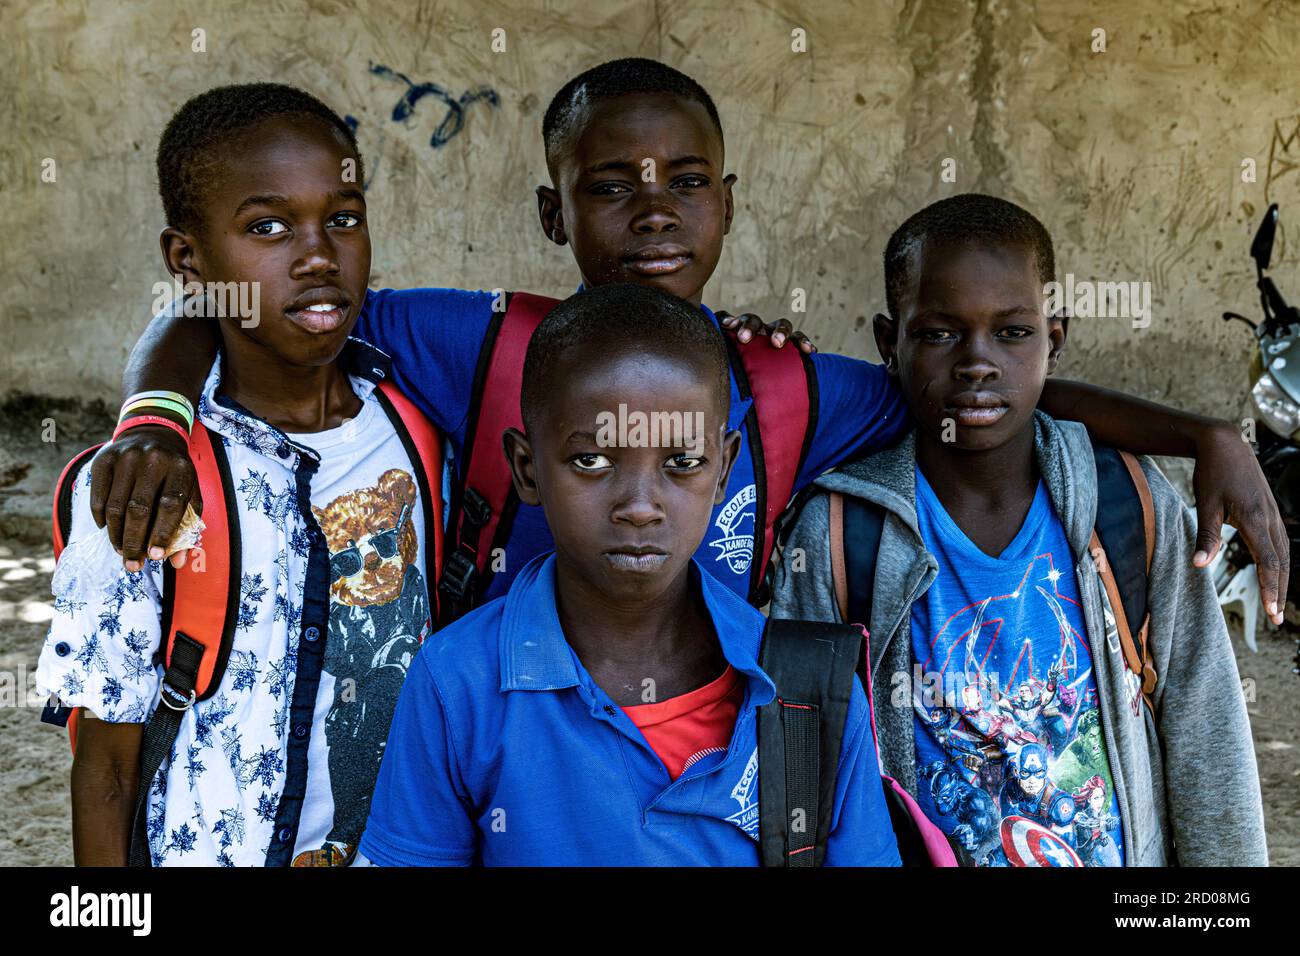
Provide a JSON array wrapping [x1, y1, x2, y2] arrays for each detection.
[[1, 535, 1297, 866]]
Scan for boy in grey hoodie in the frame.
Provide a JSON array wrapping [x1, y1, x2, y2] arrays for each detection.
[[770, 194, 1266, 866]]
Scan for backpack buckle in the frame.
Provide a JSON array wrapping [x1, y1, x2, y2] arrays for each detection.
[[439, 549, 477, 603], [159, 682, 197, 712], [461, 487, 492, 528]]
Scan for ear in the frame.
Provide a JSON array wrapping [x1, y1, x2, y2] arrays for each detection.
[[535, 185, 567, 246], [160, 227, 203, 285], [1046, 310, 1069, 374], [503, 427, 541, 507], [721, 173, 738, 236], [872, 312, 900, 373], [713, 428, 743, 505]]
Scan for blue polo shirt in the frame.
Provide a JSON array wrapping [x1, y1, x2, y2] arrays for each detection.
[[356, 287, 909, 603], [358, 553, 902, 866]]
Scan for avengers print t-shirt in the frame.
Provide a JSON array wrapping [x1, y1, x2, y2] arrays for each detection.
[[909, 467, 1124, 867]]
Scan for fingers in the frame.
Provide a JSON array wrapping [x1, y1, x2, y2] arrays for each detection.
[[146, 457, 198, 563], [792, 331, 817, 354], [1257, 499, 1289, 624], [119, 455, 167, 571], [765, 318, 794, 349], [1223, 496, 1286, 624], [733, 313, 763, 343], [101, 447, 141, 557], [1192, 499, 1223, 568], [89, 449, 118, 529]]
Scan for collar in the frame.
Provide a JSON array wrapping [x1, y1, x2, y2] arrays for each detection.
[[196, 337, 395, 461], [498, 552, 775, 706]]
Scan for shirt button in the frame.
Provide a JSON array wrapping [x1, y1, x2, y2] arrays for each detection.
[[303, 626, 320, 643], [277, 444, 291, 459], [293, 724, 308, 739], [277, 827, 294, 844], [54, 642, 71, 657]]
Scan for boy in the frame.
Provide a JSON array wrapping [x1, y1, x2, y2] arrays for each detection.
[[770, 194, 1267, 866], [94, 60, 1286, 620], [358, 282, 900, 866], [36, 84, 440, 866]]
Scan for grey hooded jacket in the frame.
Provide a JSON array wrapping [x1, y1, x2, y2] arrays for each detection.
[[769, 413, 1267, 866]]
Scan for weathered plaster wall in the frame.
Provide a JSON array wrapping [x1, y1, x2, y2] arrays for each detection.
[[3, 0, 1300, 423]]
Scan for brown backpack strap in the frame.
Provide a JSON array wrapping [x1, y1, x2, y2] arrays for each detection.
[[828, 492, 849, 624], [1117, 451, 1158, 698]]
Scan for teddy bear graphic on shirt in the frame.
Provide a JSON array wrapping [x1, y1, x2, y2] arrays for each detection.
[[291, 467, 430, 866]]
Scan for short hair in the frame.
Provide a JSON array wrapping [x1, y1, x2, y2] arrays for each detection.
[[157, 82, 363, 232], [520, 283, 730, 432], [883, 193, 1055, 319], [542, 58, 724, 174]]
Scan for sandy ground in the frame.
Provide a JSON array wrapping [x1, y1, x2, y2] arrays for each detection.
[[0, 534, 1296, 866]]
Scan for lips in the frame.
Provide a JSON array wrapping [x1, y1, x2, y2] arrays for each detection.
[[944, 392, 1009, 427], [603, 545, 670, 573], [284, 287, 352, 334], [622, 244, 692, 277]]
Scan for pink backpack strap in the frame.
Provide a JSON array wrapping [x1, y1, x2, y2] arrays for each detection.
[[856, 624, 959, 867]]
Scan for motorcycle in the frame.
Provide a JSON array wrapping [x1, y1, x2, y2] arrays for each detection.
[[1218, 202, 1300, 675]]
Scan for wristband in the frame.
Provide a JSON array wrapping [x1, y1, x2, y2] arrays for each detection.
[[121, 390, 195, 428], [120, 397, 194, 431], [113, 414, 192, 446]]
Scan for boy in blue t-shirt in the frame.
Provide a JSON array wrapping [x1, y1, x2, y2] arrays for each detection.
[[359, 283, 901, 866], [771, 194, 1266, 866], [95, 60, 1287, 621]]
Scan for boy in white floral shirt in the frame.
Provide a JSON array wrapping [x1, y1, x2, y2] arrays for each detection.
[[37, 84, 438, 866]]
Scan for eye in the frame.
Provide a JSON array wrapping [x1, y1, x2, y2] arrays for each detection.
[[570, 453, 613, 471], [329, 211, 363, 228], [997, 326, 1034, 339], [250, 219, 288, 236], [672, 174, 710, 189], [916, 329, 957, 343], [589, 181, 632, 196], [666, 454, 706, 470]]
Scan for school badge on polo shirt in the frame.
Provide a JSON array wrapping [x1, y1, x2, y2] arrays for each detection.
[[710, 483, 756, 575], [725, 746, 760, 840]]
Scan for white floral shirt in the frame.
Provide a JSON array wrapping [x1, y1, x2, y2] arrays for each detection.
[[37, 340, 436, 866]]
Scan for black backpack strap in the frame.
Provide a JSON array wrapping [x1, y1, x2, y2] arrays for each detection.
[[129, 632, 206, 866], [1090, 439, 1150, 646], [757, 618, 863, 867], [841, 495, 885, 656]]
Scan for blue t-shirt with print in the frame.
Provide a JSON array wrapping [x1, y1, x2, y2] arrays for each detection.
[[356, 287, 908, 603], [909, 466, 1125, 867]]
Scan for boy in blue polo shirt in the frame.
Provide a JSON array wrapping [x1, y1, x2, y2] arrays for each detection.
[[358, 283, 901, 866]]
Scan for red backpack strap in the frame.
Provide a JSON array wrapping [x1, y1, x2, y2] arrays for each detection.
[[439, 291, 558, 622], [374, 380, 446, 621], [724, 332, 817, 604], [161, 423, 239, 702]]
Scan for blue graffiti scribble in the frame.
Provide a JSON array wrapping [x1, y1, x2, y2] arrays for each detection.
[[370, 63, 499, 149], [343, 114, 359, 134]]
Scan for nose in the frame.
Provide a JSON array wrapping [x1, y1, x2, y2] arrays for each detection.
[[629, 189, 681, 235], [290, 227, 341, 279], [610, 474, 666, 528], [364, 549, 381, 571], [953, 335, 1001, 385]]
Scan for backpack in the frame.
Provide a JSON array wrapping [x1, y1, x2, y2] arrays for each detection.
[[45, 379, 445, 867], [437, 293, 817, 624], [821, 440, 1158, 715], [757, 618, 958, 866]]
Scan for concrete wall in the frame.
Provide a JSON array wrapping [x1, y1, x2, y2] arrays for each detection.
[[4, 0, 1300, 423]]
